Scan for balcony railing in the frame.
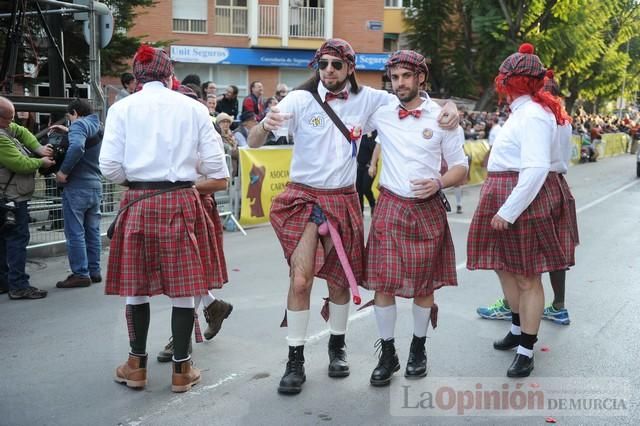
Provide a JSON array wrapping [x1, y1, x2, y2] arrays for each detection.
[[215, 5, 248, 35], [289, 6, 324, 38], [172, 18, 207, 34], [259, 4, 279, 37]]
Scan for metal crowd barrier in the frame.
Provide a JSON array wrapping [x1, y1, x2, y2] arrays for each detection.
[[215, 154, 246, 235]]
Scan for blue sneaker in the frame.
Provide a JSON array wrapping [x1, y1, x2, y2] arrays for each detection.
[[542, 305, 571, 325], [476, 298, 512, 320]]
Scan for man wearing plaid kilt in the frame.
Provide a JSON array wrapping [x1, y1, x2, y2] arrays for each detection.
[[100, 45, 229, 393], [362, 50, 468, 386], [466, 43, 572, 378], [248, 39, 461, 395]]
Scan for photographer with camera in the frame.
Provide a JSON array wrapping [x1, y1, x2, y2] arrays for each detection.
[[51, 98, 104, 289], [0, 96, 55, 299]]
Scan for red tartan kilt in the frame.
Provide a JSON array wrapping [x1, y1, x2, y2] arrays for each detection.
[[270, 183, 364, 289], [201, 194, 229, 284], [555, 174, 579, 265], [105, 188, 227, 297], [364, 188, 458, 298], [467, 172, 570, 275]]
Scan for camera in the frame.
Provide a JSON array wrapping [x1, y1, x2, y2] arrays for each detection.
[[0, 199, 17, 228]]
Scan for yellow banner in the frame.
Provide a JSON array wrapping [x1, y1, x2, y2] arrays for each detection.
[[238, 147, 293, 226]]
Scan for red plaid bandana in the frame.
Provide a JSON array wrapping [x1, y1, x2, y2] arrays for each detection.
[[498, 43, 546, 80], [325, 91, 348, 102], [133, 45, 174, 84], [398, 108, 422, 119], [309, 38, 356, 69], [385, 50, 429, 79]]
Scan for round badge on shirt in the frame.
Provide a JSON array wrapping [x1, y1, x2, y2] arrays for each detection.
[[422, 128, 434, 139]]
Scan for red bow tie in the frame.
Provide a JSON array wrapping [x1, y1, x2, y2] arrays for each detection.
[[399, 108, 422, 119], [325, 91, 348, 102]]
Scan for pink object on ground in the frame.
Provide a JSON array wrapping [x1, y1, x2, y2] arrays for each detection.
[[318, 221, 362, 305]]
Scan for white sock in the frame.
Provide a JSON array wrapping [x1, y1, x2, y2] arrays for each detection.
[[412, 303, 432, 338], [203, 292, 216, 307], [374, 304, 397, 341], [194, 296, 202, 309], [125, 296, 149, 305], [454, 186, 462, 205], [516, 345, 534, 358], [328, 301, 350, 335], [511, 324, 522, 335], [286, 309, 310, 347], [172, 355, 191, 363]]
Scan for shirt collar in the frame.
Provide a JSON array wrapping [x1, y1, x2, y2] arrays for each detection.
[[318, 81, 351, 102], [395, 92, 434, 113], [510, 95, 532, 112], [142, 81, 168, 91]]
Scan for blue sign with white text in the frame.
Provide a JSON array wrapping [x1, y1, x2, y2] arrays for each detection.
[[170, 45, 390, 71]]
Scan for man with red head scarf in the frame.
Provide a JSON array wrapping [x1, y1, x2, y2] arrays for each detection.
[[476, 69, 578, 327], [467, 43, 571, 378], [248, 39, 459, 395], [361, 50, 468, 386], [100, 45, 229, 393]]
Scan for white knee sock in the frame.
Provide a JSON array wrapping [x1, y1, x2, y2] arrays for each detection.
[[328, 301, 350, 335], [125, 296, 149, 305], [374, 304, 397, 341], [171, 296, 195, 308], [286, 309, 310, 347], [412, 303, 432, 338], [516, 346, 533, 358], [203, 292, 216, 307]]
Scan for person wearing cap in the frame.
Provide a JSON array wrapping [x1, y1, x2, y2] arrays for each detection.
[[466, 43, 570, 378], [476, 70, 578, 327], [362, 50, 468, 386], [233, 110, 258, 148], [247, 38, 459, 395], [100, 44, 229, 393]]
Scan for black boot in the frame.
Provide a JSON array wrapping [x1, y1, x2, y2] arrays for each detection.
[[493, 332, 520, 350], [370, 338, 400, 387], [405, 335, 427, 378], [278, 346, 306, 395], [507, 353, 534, 377], [328, 334, 350, 378]]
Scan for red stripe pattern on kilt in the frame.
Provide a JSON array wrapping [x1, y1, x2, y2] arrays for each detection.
[[555, 174, 579, 265], [105, 188, 227, 297], [467, 172, 569, 275], [201, 194, 229, 284], [364, 187, 458, 298], [269, 183, 364, 289]]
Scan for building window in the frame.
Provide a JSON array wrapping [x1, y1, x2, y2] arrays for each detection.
[[290, 0, 325, 38], [172, 0, 207, 34], [384, 0, 414, 7], [383, 34, 399, 52], [215, 0, 248, 35]]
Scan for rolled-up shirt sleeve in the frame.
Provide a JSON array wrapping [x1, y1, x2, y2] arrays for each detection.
[[442, 126, 468, 170], [99, 107, 127, 184], [197, 111, 229, 180]]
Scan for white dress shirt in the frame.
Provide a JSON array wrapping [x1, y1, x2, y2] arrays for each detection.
[[366, 96, 467, 198], [550, 123, 573, 174], [100, 81, 229, 184], [274, 82, 393, 189], [487, 95, 556, 223]]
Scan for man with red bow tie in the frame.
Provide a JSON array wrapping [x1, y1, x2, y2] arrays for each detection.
[[248, 40, 460, 395], [362, 50, 468, 387]]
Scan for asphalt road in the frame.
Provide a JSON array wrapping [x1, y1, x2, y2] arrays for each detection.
[[1, 154, 639, 426]]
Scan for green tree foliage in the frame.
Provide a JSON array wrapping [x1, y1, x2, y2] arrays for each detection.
[[404, 0, 640, 112]]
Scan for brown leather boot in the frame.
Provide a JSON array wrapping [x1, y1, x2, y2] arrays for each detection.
[[203, 299, 233, 340], [56, 274, 91, 288], [172, 358, 201, 393], [115, 353, 147, 389]]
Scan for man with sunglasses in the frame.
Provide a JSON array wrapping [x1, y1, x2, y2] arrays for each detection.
[[247, 38, 459, 395]]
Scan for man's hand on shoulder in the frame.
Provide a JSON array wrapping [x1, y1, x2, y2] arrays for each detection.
[[436, 101, 459, 130]]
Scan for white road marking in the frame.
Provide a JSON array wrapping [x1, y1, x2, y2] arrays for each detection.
[[576, 179, 639, 213]]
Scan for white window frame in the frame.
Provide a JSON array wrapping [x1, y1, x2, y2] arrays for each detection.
[[172, 0, 208, 34], [215, 0, 249, 36]]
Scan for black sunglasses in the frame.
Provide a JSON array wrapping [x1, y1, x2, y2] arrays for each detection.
[[318, 59, 344, 71]]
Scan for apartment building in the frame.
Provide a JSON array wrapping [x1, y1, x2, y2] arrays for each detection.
[[128, 0, 411, 101]]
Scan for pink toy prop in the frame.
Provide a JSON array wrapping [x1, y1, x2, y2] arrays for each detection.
[[318, 220, 362, 305]]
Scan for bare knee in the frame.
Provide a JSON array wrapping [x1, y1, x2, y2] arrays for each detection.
[[328, 285, 349, 304], [290, 270, 313, 298]]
